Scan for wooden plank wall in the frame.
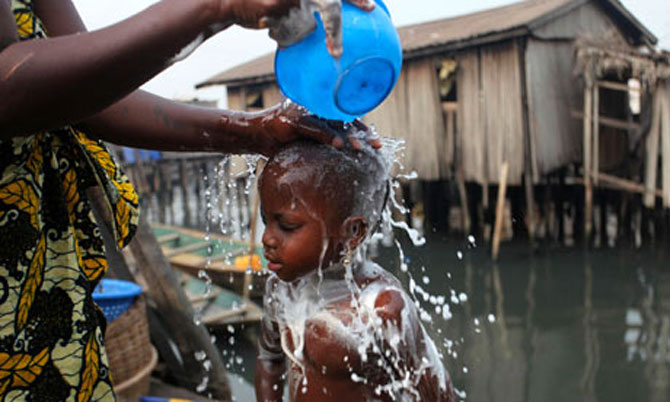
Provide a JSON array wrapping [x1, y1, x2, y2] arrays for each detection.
[[481, 41, 525, 184], [457, 42, 525, 185], [262, 85, 283, 107], [364, 70, 408, 139], [457, 50, 486, 185], [525, 40, 582, 178], [365, 59, 446, 181], [524, 0, 631, 180], [644, 80, 670, 208], [404, 58, 448, 181]]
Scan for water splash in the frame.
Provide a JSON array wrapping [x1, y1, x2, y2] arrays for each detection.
[[188, 135, 502, 399]]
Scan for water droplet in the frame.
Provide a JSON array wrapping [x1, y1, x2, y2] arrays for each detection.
[[488, 313, 496, 323], [456, 251, 463, 260], [194, 350, 206, 362]]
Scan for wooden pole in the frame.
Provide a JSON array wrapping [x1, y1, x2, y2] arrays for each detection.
[[584, 82, 594, 243], [179, 160, 192, 227], [592, 85, 600, 185], [492, 161, 509, 261], [129, 215, 232, 398], [87, 188, 231, 399], [517, 37, 536, 246], [456, 171, 471, 235]]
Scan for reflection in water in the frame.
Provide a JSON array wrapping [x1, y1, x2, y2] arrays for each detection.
[[372, 236, 670, 402], [220, 233, 670, 402]]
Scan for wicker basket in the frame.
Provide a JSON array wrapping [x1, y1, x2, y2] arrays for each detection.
[[105, 296, 156, 398], [115, 346, 157, 402]]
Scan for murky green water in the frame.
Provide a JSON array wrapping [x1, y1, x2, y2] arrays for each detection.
[[221, 232, 670, 402], [377, 234, 670, 402]]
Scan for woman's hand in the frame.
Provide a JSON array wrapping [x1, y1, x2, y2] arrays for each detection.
[[219, 0, 299, 28], [222, 0, 375, 58], [309, 0, 376, 57], [244, 102, 382, 156]]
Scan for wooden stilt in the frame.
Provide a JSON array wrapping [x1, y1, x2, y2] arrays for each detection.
[[492, 162, 510, 261], [592, 85, 600, 185], [179, 160, 191, 227], [456, 172, 471, 235], [583, 82, 594, 244]]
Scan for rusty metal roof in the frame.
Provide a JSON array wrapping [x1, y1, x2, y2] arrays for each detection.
[[197, 0, 656, 88]]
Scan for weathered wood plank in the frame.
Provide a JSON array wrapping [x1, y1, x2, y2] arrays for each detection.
[[157, 233, 179, 244], [644, 88, 663, 208], [165, 241, 211, 258], [492, 162, 510, 260], [571, 110, 641, 131], [598, 80, 641, 93], [583, 84, 593, 241]]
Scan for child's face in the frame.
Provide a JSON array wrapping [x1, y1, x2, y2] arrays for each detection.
[[260, 164, 342, 282]]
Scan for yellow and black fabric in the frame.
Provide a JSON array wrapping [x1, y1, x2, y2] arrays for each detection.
[[0, 1, 140, 400]]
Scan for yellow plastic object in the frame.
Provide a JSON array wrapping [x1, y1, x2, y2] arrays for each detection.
[[234, 254, 262, 271]]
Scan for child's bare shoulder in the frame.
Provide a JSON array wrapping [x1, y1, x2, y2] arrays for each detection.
[[357, 262, 413, 326]]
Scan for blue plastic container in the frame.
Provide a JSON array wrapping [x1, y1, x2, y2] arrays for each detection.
[[93, 279, 142, 323], [275, 0, 402, 122]]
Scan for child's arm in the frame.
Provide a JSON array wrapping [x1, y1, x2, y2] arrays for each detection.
[[372, 288, 456, 402], [256, 314, 286, 402]]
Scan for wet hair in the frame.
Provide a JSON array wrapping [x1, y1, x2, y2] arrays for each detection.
[[262, 141, 389, 227]]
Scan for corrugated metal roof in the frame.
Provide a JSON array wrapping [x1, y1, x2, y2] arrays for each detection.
[[197, 0, 655, 88]]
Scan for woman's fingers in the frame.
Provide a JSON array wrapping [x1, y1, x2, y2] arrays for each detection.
[[345, 0, 376, 11], [316, 0, 374, 58], [316, 1, 343, 58]]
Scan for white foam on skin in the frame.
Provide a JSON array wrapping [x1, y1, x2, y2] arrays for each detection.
[[256, 137, 459, 400], [264, 260, 448, 400]]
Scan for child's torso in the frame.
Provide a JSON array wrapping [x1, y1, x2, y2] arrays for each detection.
[[267, 262, 451, 402]]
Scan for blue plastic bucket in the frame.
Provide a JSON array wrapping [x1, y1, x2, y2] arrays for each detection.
[[93, 279, 142, 323], [275, 0, 402, 122]]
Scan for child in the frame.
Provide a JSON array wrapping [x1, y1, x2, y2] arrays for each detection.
[[255, 141, 456, 401]]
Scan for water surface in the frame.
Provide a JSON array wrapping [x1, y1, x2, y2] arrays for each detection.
[[224, 234, 670, 402]]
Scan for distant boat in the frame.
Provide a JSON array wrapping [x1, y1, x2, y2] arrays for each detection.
[[181, 275, 263, 328], [151, 223, 267, 326], [152, 223, 268, 297]]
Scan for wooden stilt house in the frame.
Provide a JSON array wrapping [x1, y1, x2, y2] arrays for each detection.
[[198, 0, 666, 240]]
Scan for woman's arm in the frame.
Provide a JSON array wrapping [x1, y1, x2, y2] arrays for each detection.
[[81, 93, 343, 155], [0, 0, 303, 138], [0, 0, 221, 137], [3, 0, 377, 154]]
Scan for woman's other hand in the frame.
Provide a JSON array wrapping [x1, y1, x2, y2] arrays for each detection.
[[244, 102, 382, 156], [311, 0, 376, 57], [220, 0, 300, 28], [223, 0, 375, 58]]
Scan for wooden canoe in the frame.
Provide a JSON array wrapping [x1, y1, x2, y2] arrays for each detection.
[[152, 223, 268, 299], [181, 274, 263, 328]]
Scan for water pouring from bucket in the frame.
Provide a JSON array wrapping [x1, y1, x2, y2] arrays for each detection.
[[274, 0, 403, 122]]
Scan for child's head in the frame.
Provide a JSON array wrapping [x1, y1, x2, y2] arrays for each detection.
[[259, 141, 388, 282]]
